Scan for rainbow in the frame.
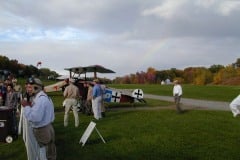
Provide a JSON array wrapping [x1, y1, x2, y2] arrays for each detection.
[[139, 37, 169, 67]]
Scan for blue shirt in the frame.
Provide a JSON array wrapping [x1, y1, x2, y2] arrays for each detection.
[[92, 84, 102, 98], [24, 91, 55, 128]]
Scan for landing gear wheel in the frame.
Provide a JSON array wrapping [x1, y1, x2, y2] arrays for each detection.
[[6, 136, 13, 143]]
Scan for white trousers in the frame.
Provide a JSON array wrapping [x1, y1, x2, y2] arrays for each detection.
[[230, 95, 240, 117], [92, 96, 102, 120], [64, 98, 79, 127], [21, 109, 47, 160]]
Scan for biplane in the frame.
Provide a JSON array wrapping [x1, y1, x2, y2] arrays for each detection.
[[44, 65, 146, 104]]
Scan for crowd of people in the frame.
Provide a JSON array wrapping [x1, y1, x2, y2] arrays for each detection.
[[0, 76, 107, 160], [0, 77, 22, 141], [62, 78, 106, 127], [3, 75, 240, 160], [0, 75, 107, 123], [0, 77, 22, 110], [0, 76, 56, 159]]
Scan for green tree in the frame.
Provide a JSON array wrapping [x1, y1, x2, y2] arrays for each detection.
[[208, 64, 225, 74], [22, 65, 39, 77], [0, 55, 10, 69], [233, 58, 240, 68], [39, 68, 59, 79]]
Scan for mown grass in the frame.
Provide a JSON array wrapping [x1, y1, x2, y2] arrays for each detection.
[[18, 79, 240, 101], [108, 84, 240, 102], [1, 110, 240, 160], [1, 80, 239, 159]]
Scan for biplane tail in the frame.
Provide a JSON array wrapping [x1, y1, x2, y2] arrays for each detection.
[[103, 88, 146, 103]]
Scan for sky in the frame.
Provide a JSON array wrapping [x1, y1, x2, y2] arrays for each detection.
[[1, 0, 240, 79]]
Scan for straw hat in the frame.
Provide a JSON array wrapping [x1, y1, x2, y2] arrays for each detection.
[[93, 79, 99, 83]]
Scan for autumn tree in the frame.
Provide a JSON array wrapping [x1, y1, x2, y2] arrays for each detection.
[[112, 57, 240, 85], [146, 67, 156, 84], [193, 67, 213, 85], [183, 67, 212, 85], [129, 74, 135, 84], [183, 67, 195, 83], [213, 65, 238, 84], [135, 71, 146, 84], [122, 75, 131, 84]]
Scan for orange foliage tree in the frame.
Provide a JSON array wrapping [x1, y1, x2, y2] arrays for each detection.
[[213, 65, 238, 84]]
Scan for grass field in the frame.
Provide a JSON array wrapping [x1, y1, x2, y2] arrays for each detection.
[[108, 83, 240, 102], [18, 79, 240, 101], [1, 81, 240, 159], [1, 110, 240, 160]]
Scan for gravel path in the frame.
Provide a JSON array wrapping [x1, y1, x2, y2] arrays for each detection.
[[144, 94, 230, 111]]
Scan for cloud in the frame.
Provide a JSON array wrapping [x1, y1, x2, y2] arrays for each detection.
[[218, 1, 240, 16], [142, 0, 187, 19], [0, 0, 240, 79]]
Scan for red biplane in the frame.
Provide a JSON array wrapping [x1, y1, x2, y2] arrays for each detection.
[[44, 65, 146, 104]]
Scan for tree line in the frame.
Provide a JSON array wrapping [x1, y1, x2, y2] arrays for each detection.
[[0, 55, 58, 80], [113, 58, 240, 85], [1, 54, 239, 85]]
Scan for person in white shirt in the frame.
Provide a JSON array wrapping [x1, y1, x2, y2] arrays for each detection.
[[173, 80, 183, 113], [229, 94, 240, 117]]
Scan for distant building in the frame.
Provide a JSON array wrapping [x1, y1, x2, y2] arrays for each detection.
[[0, 70, 11, 81], [165, 78, 171, 84], [56, 75, 70, 80], [161, 80, 165, 85], [47, 75, 56, 80]]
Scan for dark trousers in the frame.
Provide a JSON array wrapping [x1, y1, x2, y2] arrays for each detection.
[[174, 95, 182, 113]]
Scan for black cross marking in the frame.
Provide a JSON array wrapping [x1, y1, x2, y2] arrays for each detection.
[[112, 92, 121, 102], [134, 89, 143, 98]]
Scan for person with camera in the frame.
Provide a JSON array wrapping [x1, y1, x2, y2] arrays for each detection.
[[21, 77, 56, 160]]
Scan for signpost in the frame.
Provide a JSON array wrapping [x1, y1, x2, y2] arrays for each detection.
[[79, 121, 106, 146]]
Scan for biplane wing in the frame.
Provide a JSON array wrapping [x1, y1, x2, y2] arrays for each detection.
[[45, 65, 115, 93], [64, 65, 115, 78], [44, 80, 67, 92]]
